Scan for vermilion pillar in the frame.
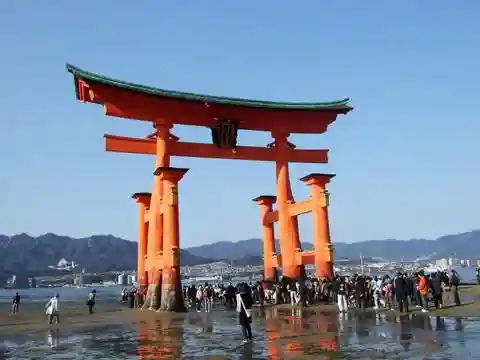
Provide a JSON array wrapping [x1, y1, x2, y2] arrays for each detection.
[[301, 173, 335, 279], [253, 195, 278, 282], [145, 121, 172, 310], [154, 166, 188, 312], [132, 192, 151, 289], [147, 122, 172, 269], [273, 131, 302, 279]]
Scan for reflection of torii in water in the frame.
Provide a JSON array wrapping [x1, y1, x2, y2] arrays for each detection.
[[264, 307, 339, 359], [137, 314, 184, 359]]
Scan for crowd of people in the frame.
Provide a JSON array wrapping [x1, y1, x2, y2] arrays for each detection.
[[330, 269, 461, 313], [179, 269, 462, 341], [121, 287, 139, 308], [182, 270, 461, 313]]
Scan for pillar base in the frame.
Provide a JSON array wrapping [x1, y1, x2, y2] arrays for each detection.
[[315, 261, 333, 280], [143, 269, 162, 310], [160, 267, 187, 312], [264, 267, 278, 282], [282, 265, 303, 281]]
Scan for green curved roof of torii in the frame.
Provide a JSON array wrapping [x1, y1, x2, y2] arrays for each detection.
[[66, 63, 353, 112]]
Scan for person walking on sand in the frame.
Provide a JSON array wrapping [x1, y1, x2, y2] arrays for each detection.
[[196, 285, 203, 312], [45, 293, 60, 324], [450, 269, 461, 306], [418, 271, 429, 313], [128, 288, 136, 309], [394, 273, 409, 313], [337, 277, 348, 312], [372, 277, 382, 310], [86, 289, 96, 314], [236, 282, 253, 343], [12, 292, 21, 314]]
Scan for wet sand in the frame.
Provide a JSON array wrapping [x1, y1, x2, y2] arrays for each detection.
[[1, 286, 480, 359], [0, 301, 131, 332], [1, 285, 478, 327], [1, 304, 478, 359]]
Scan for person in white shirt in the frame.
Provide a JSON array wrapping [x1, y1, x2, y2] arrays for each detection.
[[45, 293, 60, 324], [288, 283, 296, 306], [372, 276, 383, 309], [196, 286, 203, 312]]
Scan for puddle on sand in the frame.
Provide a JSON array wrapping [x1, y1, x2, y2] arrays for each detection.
[[1, 307, 480, 359]]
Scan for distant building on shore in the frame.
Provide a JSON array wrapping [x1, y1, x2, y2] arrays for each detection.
[[0, 274, 7, 288], [117, 274, 127, 286], [6, 275, 37, 289], [74, 274, 101, 286], [436, 258, 449, 269], [9, 275, 29, 289]]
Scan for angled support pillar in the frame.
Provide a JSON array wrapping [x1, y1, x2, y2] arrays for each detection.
[[132, 192, 151, 290], [301, 173, 335, 280], [155, 166, 189, 312], [253, 195, 278, 282]]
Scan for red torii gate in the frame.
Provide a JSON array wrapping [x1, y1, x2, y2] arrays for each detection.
[[67, 63, 353, 312]]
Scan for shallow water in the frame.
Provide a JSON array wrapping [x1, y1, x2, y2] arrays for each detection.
[[1, 305, 480, 360], [0, 286, 123, 304]]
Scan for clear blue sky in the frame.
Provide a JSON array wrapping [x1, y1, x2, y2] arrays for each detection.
[[1, 2, 479, 246]]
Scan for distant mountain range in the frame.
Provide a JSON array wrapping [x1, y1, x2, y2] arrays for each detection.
[[0, 230, 479, 274], [185, 231, 480, 264], [0, 233, 213, 276]]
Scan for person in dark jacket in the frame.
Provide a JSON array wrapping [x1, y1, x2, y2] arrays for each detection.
[[86, 289, 96, 314], [354, 275, 366, 311], [405, 275, 415, 305], [127, 288, 136, 309], [394, 273, 409, 313], [429, 272, 443, 309], [226, 283, 236, 309], [236, 282, 253, 343], [450, 270, 461, 306], [12, 292, 21, 314]]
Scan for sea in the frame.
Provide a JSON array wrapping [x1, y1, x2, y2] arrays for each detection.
[[0, 285, 123, 304], [1, 286, 480, 359], [448, 266, 477, 283]]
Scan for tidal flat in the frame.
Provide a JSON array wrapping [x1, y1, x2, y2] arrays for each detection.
[[1, 286, 480, 359]]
